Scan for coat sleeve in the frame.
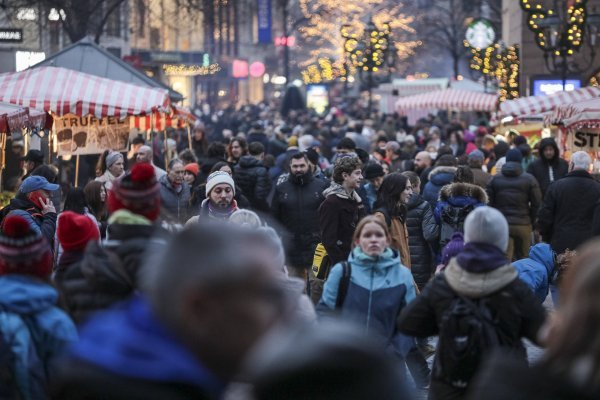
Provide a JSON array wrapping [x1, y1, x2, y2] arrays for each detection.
[[421, 202, 439, 244], [396, 280, 439, 337], [270, 185, 282, 221], [254, 167, 272, 201], [528, 176, 542, 224], [319, 198, 344, 263], [536, 185, 555, 239]]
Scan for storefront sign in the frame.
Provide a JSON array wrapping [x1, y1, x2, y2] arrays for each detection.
[[233, 59, 249, 78], [568, 129, 600, 152], [0, 28, 23, 43], [257, 0, 271, 43], [532, 78, 581, 96], [55, 114, 130, 156]]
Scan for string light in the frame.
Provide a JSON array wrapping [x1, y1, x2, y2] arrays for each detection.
[[162, 63, 221, 76], [468, 42, 520, 102]]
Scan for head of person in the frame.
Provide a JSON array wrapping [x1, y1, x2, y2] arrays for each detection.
[[453, 165, 474, 184], [57, 211, 100, 253], [401, 171, 421, 195], [206, 171, 236, 210], [467, 149, 485, 169], [384, 141, 400, 160], [288, 152, 310, 180], [380, 160, 390, 175], [228, 137, 248, 160], [136, 145, 153, 164], [352, 216, 391, 257], [569, 151, 591, 172], [105, 151, 124, 178], [332, 155, 362, 190], [21, 149, 44, 173], [207, 142, 227, 160], [193, 125, 205, 141], [141, 223, 287, 381], [249, 142, 265, 160], [83, 181, 107, 214], [363, 163, 385, 189], [414, 151, 432, 172], [63, 187, 90, 215], [463, 206, 509, 253], [167, 159, 185, 186], [376, 172, 413, 214], [540, 138, 559, 162], [304, 148, 320, 173], [505, 148, 523, 164], [435, 154, 458, 168], [18, 175, 59, 210], [179, 149, 198, 166], [0, 215, 53, 279], [337, 137, 356, 155], [108, 163, 161, 221], [31, 164, 58, 184], [183, 163, 199, 185], [210, 161, 233, 176]]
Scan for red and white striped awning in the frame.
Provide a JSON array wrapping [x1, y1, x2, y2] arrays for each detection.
[[0, 102, 48, 133], [0, 66, 170, 118], [131, 105, 197, 131], [498, 86, 600, 119], [395, 89, 498, 112], [546, 97, 600, 130]]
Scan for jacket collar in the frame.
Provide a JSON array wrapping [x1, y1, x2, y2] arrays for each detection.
[[444, 258, 517, 298], [566, 169, 593, 179]]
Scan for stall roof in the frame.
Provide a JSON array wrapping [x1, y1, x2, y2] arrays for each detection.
[[32, 37, 183, 103]]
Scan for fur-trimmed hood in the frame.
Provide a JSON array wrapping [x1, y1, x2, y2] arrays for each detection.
[[439, 182, 488, 204]]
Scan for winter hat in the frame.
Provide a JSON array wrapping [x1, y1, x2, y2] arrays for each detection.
[[505, 148, 523, 163], [364, 163, 385, 180], [441, 232, 465, 266], [0, 215, 53, 278], [106, 151, 123, 168], [206, 171, 235, 196], [108, 163, 161, 221], [57, 211, 100, 251], [467, 149, 485, 162], [287, 135, 298, 147], [184, 163, 200, 177], [513, 135, 527, 147], [464, 206, 509, 252]]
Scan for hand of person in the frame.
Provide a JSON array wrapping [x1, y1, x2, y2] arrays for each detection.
[[39, 197, 56, 214]]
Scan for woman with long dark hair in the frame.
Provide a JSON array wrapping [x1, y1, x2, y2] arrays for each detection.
[[227, 137, 248, 166], [373, 172, 413, 268], [83, 181, 108, 238]]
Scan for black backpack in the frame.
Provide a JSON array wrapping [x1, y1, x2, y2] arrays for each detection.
[[439, 204, 474, 248], [435, 295, 501, 389], [335, 261, 352, 309]]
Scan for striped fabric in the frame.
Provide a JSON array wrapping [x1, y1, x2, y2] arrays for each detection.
[[395, 89, 498, 112], [498, 86, 600, 119], [0, 66, 170, 118], [0, 102, 47, 133], [130, 105, 197, 131], [546, 97, 600, 130]]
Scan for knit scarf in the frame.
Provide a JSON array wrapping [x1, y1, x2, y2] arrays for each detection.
[[455, 242, 509, 273], [207, 199, 238, 221]]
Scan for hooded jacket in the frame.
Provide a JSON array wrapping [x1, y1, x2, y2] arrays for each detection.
[[405, 193, 439, 288], [53, 296, 223, 399], [318, 183, 365, 265], [487, 161, 542, 225], [512, 243, 554, 304], [6, 194, 57, 249], [423, 166, 457, 206], [397, 244, 546, 399], [318, 247, 416, 350], [434, 182, 488, 222], [527, 138, 569, 196], [0, 275, 77, 400], [234, 155, 271, 212]]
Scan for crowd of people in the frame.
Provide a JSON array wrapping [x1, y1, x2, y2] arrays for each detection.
[[1, 102, 600, 400]]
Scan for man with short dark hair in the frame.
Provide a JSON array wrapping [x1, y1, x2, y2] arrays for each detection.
[[235, 142, 271, 212], [21, 149, 44, 179], [159, 159, 191, 225], [272, 153, 328, 279]]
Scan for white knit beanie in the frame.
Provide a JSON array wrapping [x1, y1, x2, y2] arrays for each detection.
[[463, 206, 509, 252], [206, 171, 235, 196]]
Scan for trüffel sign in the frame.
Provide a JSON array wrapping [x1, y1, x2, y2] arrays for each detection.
[[568, 129, 600, 152]]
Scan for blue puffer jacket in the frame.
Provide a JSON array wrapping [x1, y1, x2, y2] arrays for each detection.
[[423, 166, 457, 206], [512, 243, 555, 304], [0, 275, 78, 400], [318, 247, 416, 351]]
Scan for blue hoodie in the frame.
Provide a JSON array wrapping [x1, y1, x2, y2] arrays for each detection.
[[318, 247, 416, 351], [512, 243, 555, 304], [0, 275, 77, 400], [68, 296, 224, 397]]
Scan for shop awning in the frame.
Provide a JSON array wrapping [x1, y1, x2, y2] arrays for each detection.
[[498, 86, 600, 119], [131, 105, 197, 131], [0, 66, 170, 118], [546, 97, 600, 130], [0, 102, 49, 133], [395, 88, 498, 112]]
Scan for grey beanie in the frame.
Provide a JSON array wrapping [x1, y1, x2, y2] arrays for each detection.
[[464, 206, 509, 252]]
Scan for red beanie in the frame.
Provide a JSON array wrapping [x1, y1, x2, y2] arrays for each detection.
[[0, 215, 53, 278], [57, 211, 100, 251], [108, 163, 161, 221], [184, 162, 199, 177]]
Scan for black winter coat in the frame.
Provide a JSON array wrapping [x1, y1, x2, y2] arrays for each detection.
[[272, 173, 329, 268], [526, 138, 569, 197], [537, 170, 600, 254], [405, 193, 438, 289], [234, 155, 271, 212], [487, 162, 542, 226]]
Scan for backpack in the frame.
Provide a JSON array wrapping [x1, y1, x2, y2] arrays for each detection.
[[439, 204, 474, 248], [335, 261, 352, 309], [435, 295, 501, 389]]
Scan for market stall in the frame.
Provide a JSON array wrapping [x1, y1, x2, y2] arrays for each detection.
[[395, 88, 498, 113]]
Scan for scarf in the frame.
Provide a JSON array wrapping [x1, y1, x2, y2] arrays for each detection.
[[455, 242, 509, 273], [322, 182, 361, 202], [207, 199, 238, 221]]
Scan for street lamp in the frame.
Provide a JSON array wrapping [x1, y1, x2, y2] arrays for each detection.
[[341, 19, 392, 115], [521, 0, 600, 90]]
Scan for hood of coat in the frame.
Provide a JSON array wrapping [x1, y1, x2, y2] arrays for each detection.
[[348, 247, 400, 271], [444, 257, 518, 298], [78, 241, 135, 293], [528, 243, 555, 277], [501, 161, 523, 177], [439, 182, 488, 204], [428, 166, 457, 185], [539, 138, 560, 164], [238, 155, 263, 168], [406, 192, 426, 210], [71, 296, 225, 394], [0, 275, 58, 314], [323, 182, 361, 202]]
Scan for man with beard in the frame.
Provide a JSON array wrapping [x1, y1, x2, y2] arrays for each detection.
[[196, 171, 239, 221], [158, 159, 191, 225], [272, 153, 329, 280], [414, 151, 433, 192]]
